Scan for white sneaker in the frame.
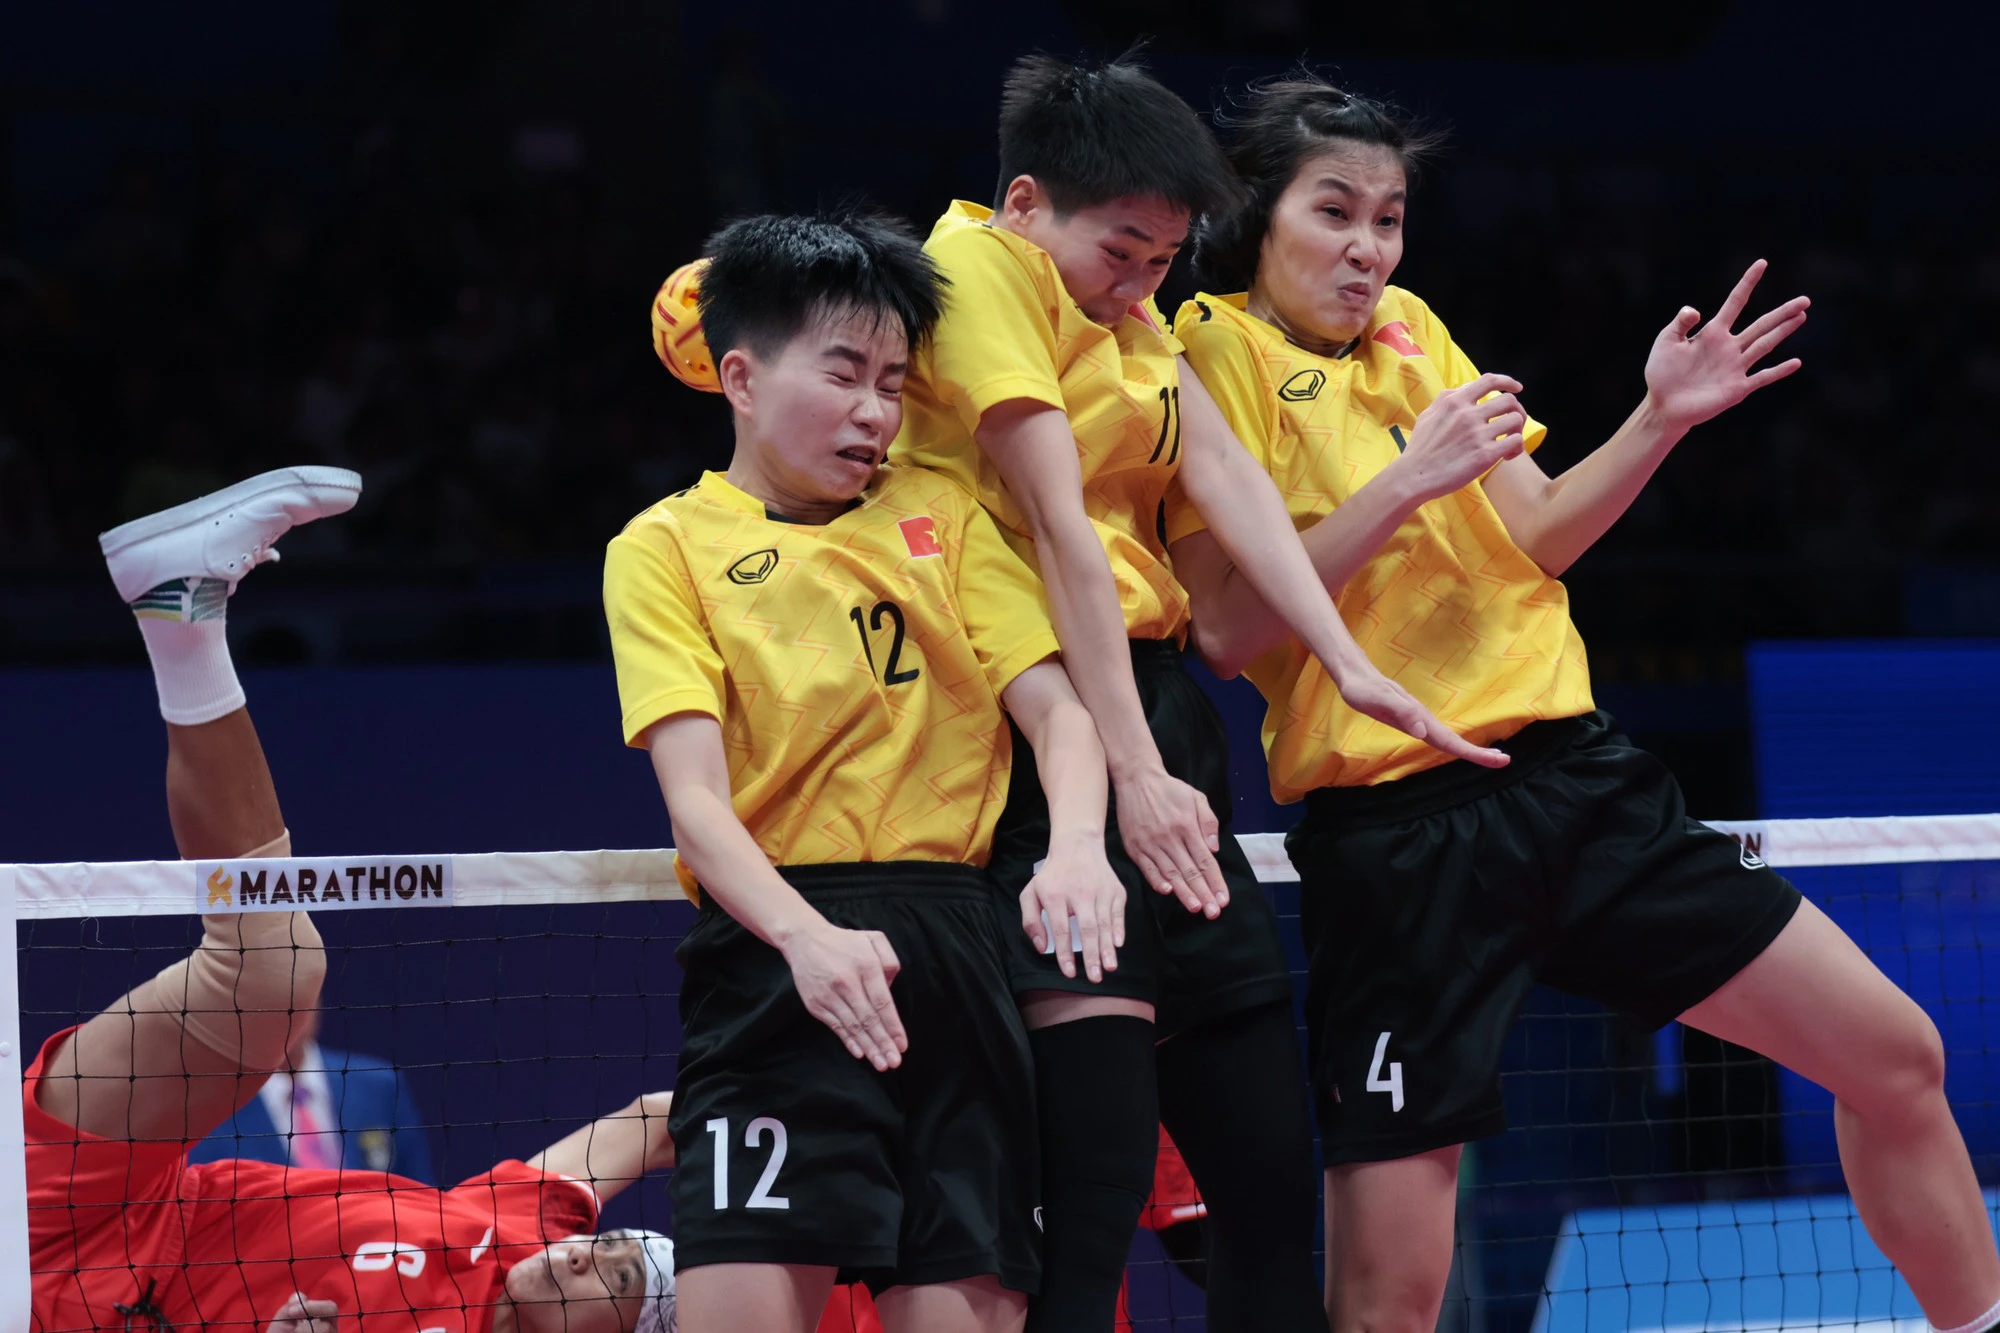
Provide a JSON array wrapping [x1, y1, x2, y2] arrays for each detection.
[[99, 466, 363, 603]]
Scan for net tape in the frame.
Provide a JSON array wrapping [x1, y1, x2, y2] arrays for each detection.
[[9, 815, 2000, 919]]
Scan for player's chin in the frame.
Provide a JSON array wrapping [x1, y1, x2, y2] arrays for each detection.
[[822, 449, 880, 496]]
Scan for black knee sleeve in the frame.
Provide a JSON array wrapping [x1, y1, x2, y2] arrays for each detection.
[[1160, 1000, 1327, 1333], [1027, 1015, 1159, 1333]]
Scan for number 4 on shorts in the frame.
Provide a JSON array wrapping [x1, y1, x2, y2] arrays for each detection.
[[705, 1116, 792, 1210], [1367, 1031, 1405, 1112]]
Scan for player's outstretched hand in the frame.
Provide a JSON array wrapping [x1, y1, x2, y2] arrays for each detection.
[[1330, 661, 1511, 769], [1395, 372, 1529, 502], [1021, 835, 1128, 983], [267, 1293, 339, 1333], [1115, 766, 1229, 918], [781, 920, 907, 1070], [1645, 259, 1809, 429]]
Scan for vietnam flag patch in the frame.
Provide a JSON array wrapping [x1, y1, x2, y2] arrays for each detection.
[[899, 515, 942, 558], [1372, 321, 1425, 358]]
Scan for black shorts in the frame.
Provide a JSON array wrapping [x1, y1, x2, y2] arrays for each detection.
[[987, 638, 1293, 1038], [668, 862, 1040, 1294], [1287, 710, 1802, 1165]]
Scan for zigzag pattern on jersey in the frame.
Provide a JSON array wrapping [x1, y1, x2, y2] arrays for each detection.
[[675, 476, 1009, 868], [1186, 291, 1592, 796]]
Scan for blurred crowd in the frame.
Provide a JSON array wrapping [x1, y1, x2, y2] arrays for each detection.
[[1, 15, 1994, 658]]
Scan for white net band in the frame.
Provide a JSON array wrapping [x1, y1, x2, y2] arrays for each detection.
[[11, 815, 2000, 919]]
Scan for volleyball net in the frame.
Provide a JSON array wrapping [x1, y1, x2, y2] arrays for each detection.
[[5, 813, 2000, 1332]]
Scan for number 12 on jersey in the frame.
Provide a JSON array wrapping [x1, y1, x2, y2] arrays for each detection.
[[705, 1116, 791, 1210]]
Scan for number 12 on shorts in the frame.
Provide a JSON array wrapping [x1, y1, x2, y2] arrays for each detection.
[[705, 1116, 791, 1210], [1367, 1031, 1405, 1112]]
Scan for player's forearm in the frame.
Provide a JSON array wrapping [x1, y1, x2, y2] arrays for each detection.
[[527, 1092, 670, 1203], [667, 787, 827, 951], [1178, 413, 1377, 685], [1006, 663, 1109, 852], [1500, 397, 1684, 575]]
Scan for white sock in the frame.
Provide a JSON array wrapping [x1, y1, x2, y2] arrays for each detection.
[[1934, 1294, 2000, 1333], [131, 578, 246, 725]]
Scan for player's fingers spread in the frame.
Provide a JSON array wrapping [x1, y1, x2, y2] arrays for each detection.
[[1715, 258, 1767, 326], [1743, 315, 1808, 365], [1737, 296, 1810, 343], [1746, 358, 1804, 390]]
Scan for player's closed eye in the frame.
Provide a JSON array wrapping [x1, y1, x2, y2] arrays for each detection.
[[1104, 247, 1130, 263]]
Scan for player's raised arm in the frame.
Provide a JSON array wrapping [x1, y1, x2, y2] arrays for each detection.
[[528, 1090, 677, 1204], [1172, 361, 1509, 769], [977, 399, 1227, 916], [643, 714, 907, 1071], [1480, 259, 1808, 576]]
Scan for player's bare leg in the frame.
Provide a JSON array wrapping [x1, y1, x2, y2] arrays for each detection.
[[676, 1262, 838, 1333], [1322, 1145, 1460, 1333], [34, 468, 359, 1148], [1681, 899, 2000, 1331], [876, 1275, 1026, 1333]]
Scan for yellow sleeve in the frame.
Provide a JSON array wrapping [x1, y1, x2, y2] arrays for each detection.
[[948, 489, 1063, 698], [603, 525, 727, 746], [1164, 302, 1277, 543], [925, 227, 1066, 435], [1412, 298, 1550, 455]]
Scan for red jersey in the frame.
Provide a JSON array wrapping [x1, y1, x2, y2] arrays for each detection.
[[27, 1028, 599, 1333]]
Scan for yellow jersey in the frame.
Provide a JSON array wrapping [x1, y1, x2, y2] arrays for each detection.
[[605, 466, 1062, 883], [1169, 289, 1594, 799], [891, 200, 1191, 642]]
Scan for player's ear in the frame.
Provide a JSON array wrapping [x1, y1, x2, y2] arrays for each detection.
[[718, 346, 757, 416], [998, 174, 1044, 229]]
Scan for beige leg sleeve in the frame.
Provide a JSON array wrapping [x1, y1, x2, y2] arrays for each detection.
[[147, 828, 325, 1072]]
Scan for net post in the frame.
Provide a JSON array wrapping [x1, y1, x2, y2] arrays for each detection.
[[0, 868, 30, 1331]]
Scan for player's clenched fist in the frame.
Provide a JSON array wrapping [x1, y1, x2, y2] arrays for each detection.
[[779, 920, 908, 1070], [1021, 833, 1128, 983], [1392, 371, 1529, 503]]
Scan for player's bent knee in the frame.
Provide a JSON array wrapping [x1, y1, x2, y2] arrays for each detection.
[[166, 906, 326, 1072], [1876, 1008, 1947, 1106]]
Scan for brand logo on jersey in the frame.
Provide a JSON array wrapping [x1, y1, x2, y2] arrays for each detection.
[[1034, 1207, 1044, 1232], [898, 515, 942, 558], [1278, 368, 1326, 402], [727, 549, 779, 585], [1740, 842, 1766, 870], [1372, 321, 1425, 357], [206, 866, 234, 907]]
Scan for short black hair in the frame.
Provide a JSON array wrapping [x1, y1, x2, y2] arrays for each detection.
[[996, 52, 1241, 221], [697, 211, 946, 363], [1197, 72, 1446, 292]]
